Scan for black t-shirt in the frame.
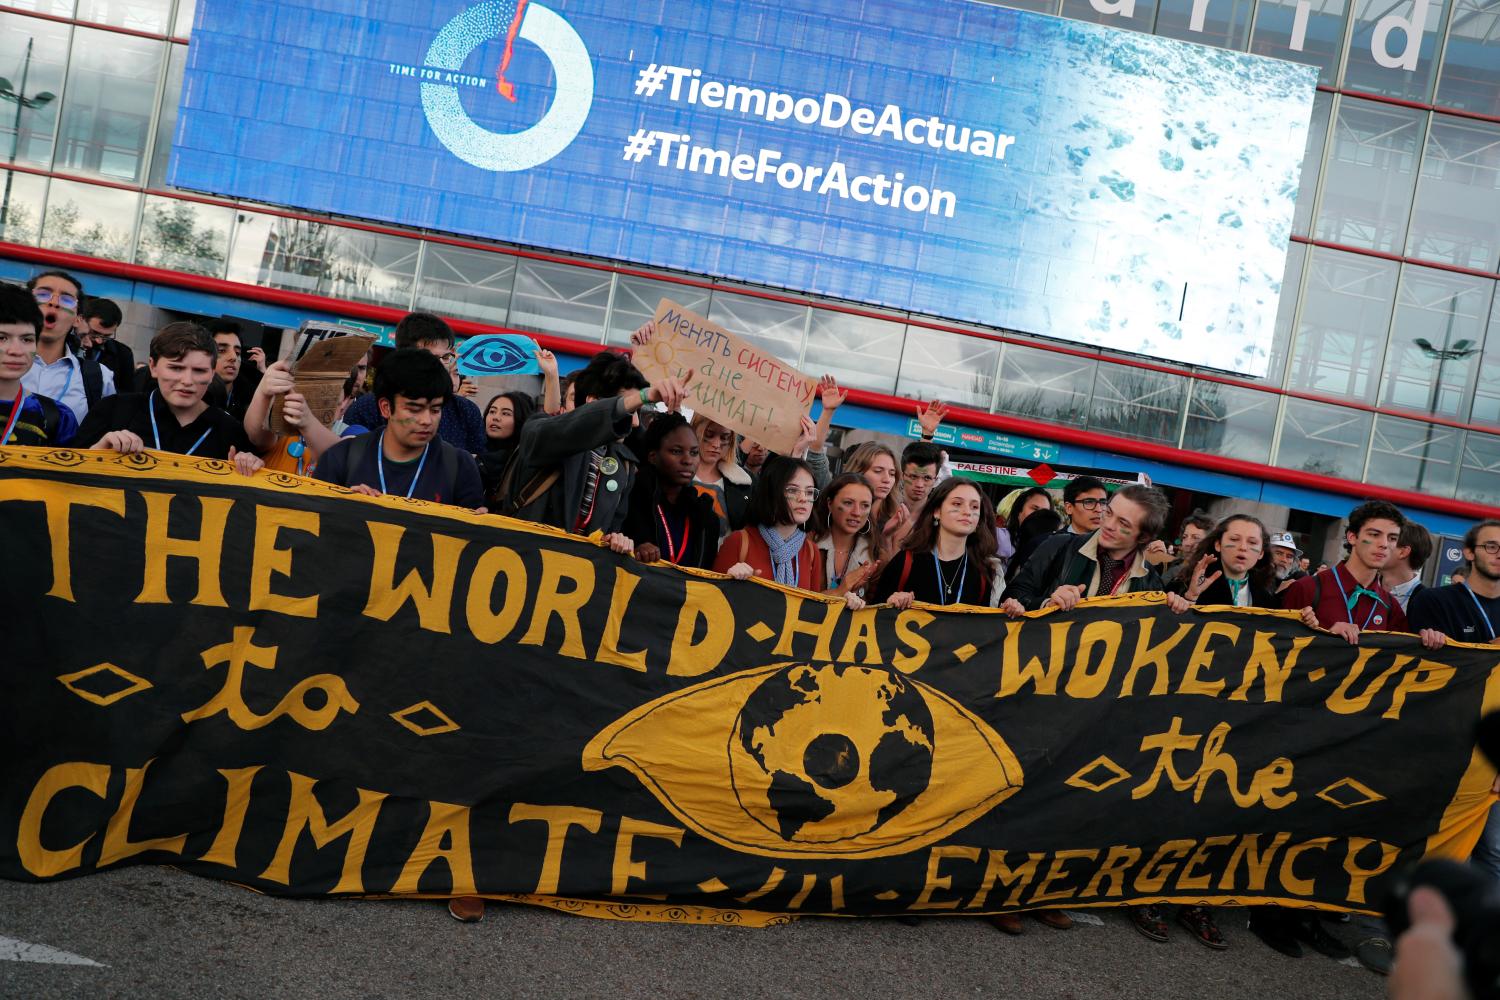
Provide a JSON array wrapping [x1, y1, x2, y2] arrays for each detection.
[[873, 549, 989, 607], [315, 434, 484, 509], [74, 392, 251, 460], [1407, 583, 1500, 643]]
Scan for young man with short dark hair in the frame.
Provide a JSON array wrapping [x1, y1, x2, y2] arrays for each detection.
[[78, 296, 136, 392], [1385, 520, 1432, 612], [0, 284, 76, 446], [501, 349, 692, 546], [315, 348, 484, 508], [1060, 475, 1108, 535], [899, 441, 944, 512], [341, 312, 485, 451], [1279, 501, 1444, 648], [21, 270, 115, 423], [75, 322, 261, 475], [1267, 500, 1443, 971]]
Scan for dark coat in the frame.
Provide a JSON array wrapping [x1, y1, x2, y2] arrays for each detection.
[[506, 397, 637, 534], [1006, 530, 1165, 611], [621, 463, 720, 570]]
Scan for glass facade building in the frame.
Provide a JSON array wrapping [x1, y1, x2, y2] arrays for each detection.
[[1, 0, 1498, 506]]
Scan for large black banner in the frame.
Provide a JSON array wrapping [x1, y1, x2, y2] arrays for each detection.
[[3, 447, 1497, 925]]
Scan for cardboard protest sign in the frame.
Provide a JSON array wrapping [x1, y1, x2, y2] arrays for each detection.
[[270, 323, 374, 434], [637, 300, 815, 454]]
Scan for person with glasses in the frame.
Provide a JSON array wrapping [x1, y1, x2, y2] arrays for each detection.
[[1409, 519, 1500, 882], [21, 270, 115, 423], [341, 313, 486, 452], [78, 297, 136, 393], [714, 456, 837, 596], [1060, 475, 1108, 535], [0, 284, 77, 447], [897, 440, 944, 527], [1003, 483, 1179, 614]]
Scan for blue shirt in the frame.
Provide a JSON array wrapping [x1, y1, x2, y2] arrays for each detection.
[[314, 434, 485, 508], [1, 392, 78, 446], [342, 393, 487, 454]]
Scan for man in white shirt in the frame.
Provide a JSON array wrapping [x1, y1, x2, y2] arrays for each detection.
[[20, 270, 115, 422]]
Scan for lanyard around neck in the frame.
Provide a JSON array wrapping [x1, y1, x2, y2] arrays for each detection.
[[656, 504, 685, 564], [149, 391, 212, 456], [1330, 566, 1381, 629], [1464, 584, 1496, 641], [376, 430, 430, 499], [2, 387, 23, 444], [932, 551, 968, 606]]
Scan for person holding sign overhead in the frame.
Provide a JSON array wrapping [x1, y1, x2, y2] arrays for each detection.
[[75, 322, 262, 476]]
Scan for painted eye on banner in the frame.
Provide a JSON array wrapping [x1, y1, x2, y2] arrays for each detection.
[[583, 663, 1023, 860], [455, 334, 539, 377]]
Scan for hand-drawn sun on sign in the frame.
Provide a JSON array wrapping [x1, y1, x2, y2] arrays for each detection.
[[583, 663, 1023, 859]]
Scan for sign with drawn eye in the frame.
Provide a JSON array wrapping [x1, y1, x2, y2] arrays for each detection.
[[456, 334, 543, 376]]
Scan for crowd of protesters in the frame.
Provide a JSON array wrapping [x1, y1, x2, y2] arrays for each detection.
[[3, 273, 1498, 967]]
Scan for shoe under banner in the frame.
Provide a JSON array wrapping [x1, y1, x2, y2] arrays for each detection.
[[2, 447, 1496, 926]]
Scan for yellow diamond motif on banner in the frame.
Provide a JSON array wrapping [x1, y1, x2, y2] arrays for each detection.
[[57, 663, 153, 706], [1065, 755, 1132, 793], [390, 701, 460, 736], [745, 622, 775, 642], [1316, 777, 1384, 809]]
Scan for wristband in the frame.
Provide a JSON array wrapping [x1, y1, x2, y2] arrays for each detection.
[[920, 432, 934, 441], [639, 387, 653, 407]]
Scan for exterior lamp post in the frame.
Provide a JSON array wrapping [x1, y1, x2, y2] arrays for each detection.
[[1, 38, 57, 229]]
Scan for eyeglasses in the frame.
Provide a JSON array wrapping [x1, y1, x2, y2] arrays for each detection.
[[1474, 541, 1500, 555], [32, 287, 79, 311], [783, 486, 819, 500], [1072, 497, 1107, 510], [438, 352, 457, 366]]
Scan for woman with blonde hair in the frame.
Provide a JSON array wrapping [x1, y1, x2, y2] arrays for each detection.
[[690, 412, 753, 536], [842, 441, 905, 559]]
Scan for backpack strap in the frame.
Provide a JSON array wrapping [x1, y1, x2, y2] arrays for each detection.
[[79, 358, 103, 408], [896, 550, 914, 592], [345, 431, 375, 479], [35, 394, 61, 443], [739, 530, 750, 564], [435, 440, 460, 503]]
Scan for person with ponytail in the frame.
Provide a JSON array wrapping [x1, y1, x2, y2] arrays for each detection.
[[622, 412, 719, 569]]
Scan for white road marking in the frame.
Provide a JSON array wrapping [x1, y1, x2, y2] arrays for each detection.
[[0, 936, 105, 966]]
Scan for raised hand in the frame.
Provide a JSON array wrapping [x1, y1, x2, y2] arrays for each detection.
[[647, 369, 695, 412], [818, 374, 848, 411], [535, 348, 558, 377], [629, 321, 655, 347], [257, 360, 295, 398], [917, 399, 949, 437], [1184, 554, 1221, 602]]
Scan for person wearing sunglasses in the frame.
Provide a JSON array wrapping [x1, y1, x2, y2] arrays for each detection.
[[20, 270, 115, 423]]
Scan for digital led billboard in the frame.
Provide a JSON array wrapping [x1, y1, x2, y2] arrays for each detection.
[[170, 0, 1317, 375]]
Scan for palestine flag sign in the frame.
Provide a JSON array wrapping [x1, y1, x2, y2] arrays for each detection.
[[2, 447, 1496, 925]]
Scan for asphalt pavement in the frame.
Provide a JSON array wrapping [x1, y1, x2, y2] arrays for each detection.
[[1, 866, 1387, 999]]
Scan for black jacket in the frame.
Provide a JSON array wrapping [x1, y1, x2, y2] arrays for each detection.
[[1167, 567, 1278, 609], [506, 397, 637, 534], [1007, 530, 1165, 610], [621, 463, 720, 570]]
